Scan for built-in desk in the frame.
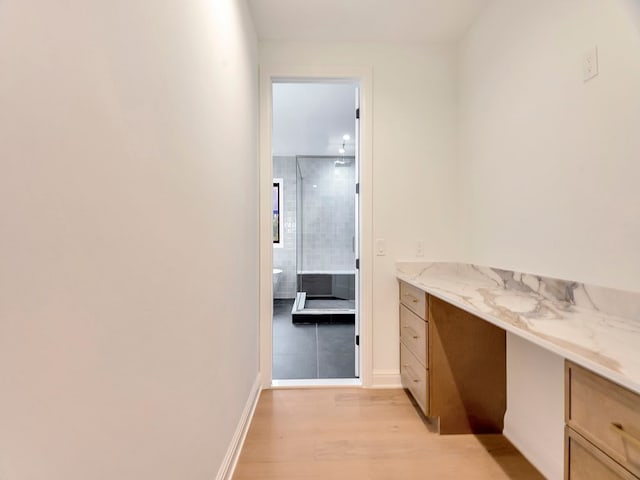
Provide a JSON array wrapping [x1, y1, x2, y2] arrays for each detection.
[[399, 280, 507, 434], [397, 262, 640, 479]]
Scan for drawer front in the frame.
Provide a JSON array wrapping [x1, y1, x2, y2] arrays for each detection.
[[567, 427, 638, 480], [400, 342, 428, 415], [399, 281, 426, 319], [567, 362, 640, 476], [400, 304, 427, 367]]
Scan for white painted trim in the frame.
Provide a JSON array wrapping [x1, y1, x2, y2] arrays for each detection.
[[371, 370, 402, 388], [216, 374, 262, 480], [259, 67, 274, 388], [271, 378, 361, 388], [258, 65, 374, 388]]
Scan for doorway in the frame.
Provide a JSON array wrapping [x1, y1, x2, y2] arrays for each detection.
[[271, 81, 359, 382], [259, 66, 372, 388]]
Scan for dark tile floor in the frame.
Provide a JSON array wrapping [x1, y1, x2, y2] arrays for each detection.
[[272, 299, 357, 380]]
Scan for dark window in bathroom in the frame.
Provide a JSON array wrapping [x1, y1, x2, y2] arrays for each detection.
[[273, 181, 281, 244]]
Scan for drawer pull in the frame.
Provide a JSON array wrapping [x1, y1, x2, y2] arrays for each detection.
[[403, 364, 421, 384], [402, 325, 420, 340], [610, 423, 640, 449], [404, 293, 420, 304]]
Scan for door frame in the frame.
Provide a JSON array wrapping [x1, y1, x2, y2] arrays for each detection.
[[258, 65, 373, 388]]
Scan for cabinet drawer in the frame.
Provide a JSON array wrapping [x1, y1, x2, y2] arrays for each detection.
[[400, 304, 427, 367], [566, 362, 640, 477], [399, 281, 426, 319], [400, 342, 428, 415], [566, 427, 638, 480]]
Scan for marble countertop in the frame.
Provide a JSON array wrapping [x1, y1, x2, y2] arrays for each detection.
[[397, 262, 640, 395]]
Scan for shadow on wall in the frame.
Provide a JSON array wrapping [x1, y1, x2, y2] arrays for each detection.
[[622, 0, 640, 34]]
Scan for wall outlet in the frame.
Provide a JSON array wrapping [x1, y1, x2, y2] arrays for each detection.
[[583, 46, 598, 82], [376, 238, 386, 256], [416, 240, 424, 257]]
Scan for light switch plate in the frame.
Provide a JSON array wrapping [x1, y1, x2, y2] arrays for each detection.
[[375, 238, 386, 256]]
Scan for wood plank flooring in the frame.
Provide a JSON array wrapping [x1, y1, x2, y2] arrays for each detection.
[[233, 388, 544, 480]]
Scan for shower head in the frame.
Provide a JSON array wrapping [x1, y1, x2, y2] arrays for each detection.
[[334, 158, 353, 167]]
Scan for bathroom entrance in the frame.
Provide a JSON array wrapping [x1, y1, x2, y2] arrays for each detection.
[[271, 81, 360, 382]]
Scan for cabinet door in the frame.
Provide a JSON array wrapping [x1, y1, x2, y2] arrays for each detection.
[[400, 342, 428, 415], [566, 362, 640, 477], [399, 281, 426, 319], [400, 304, 427, 367], [566, 427, 638, 480]]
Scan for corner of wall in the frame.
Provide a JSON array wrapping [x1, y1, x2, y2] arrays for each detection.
[[371, 370, 402, 388], [216, 374, 263, 480]]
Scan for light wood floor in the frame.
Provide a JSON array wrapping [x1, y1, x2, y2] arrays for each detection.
[[233, 388, 544, 480]]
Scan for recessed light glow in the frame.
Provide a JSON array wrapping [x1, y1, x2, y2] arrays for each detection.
[[343, 134, 350, 141]]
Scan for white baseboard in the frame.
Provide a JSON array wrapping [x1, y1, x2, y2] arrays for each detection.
[[371, 369, 401, 388], [216, 374, 262, 480]]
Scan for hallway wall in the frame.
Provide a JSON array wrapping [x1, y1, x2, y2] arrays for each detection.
[[458, 0, 640, 290], [457, 1, 640, 477], [0, 1, 259, 479]]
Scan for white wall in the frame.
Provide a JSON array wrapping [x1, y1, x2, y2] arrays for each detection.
[[0, 1, 259, 479], [260, 42, 459, 382], [504, 334, 565, 479], [458, 1, 640, 478], [458, 0, 640, 291]]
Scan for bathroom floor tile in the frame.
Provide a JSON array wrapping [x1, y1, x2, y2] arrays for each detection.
[[317, 352, 355, 379], [272, 300, 357, 380], [317, 324, 355, 356], [272, 323, 316, 355], [273, 353, 317, 379]]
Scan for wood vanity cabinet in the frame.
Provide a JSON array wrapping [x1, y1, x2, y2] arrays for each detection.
[[399, 281, 429, 414], [565, 361, 640, 479], [399, 280, 506, 434]]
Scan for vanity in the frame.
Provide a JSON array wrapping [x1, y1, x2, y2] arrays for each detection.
[[397, 263, 640, 479]]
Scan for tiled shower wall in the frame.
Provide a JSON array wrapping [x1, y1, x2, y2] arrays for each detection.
[[273, 156, 297, 299], [298, 156, 355, 273], [273, 156, 356, 299]]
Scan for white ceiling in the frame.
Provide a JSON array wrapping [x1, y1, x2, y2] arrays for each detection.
[[272, 82, 357, 157], [247, 0, 489, 43]]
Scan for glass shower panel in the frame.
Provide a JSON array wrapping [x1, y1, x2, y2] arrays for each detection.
[[292, 156, 356, 323], [297, 155, 355, 273], [295, 158, 303, 276]]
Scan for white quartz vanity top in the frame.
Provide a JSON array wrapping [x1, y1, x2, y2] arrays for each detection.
[[397, 262, 640, 395]]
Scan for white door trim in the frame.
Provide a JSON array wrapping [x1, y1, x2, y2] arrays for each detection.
[[258, 65, 373, 388]]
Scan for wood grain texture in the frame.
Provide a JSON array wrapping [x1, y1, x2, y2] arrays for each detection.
[[566, 361, 640, 477], [399, 284, 429, 416], [566, 427, 638, 480], [399, 304, 428, 367], [429, 296, 507, 434], [400, 281, 427, 319], [233, 388, 543, 480], [400, 342, 428, 413]]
